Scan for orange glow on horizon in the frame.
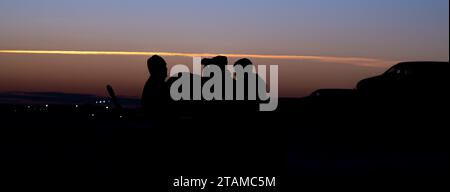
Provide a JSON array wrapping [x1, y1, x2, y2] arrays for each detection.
[[0, 49, 395, 68]]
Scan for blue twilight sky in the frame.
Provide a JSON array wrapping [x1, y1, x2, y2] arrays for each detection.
[[0, 0, 448, 97], [1, 0, 448, 59]]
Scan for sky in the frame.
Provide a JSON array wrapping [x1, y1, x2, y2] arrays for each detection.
[[0, 0, 448, 98]]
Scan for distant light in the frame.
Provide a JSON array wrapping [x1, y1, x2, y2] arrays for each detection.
[[95, 101, 98, 104], [27, 105, 31, 109], [75, 105, 79, 108], [105, 106, 109, 109], [103, 100, 106, 103], [91, 113, 95, 117], [119, 115, 123, 118], [45, 104, 48, 107]]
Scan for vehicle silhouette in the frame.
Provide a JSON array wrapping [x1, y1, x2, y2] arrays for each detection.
[[356, 61, 449, 97]]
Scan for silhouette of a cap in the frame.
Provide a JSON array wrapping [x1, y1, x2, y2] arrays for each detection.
[[234, 58, 253, 67], [201, 56, 228, 66]]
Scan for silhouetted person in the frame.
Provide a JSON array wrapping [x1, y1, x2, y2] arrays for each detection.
[[166, 72, 202, 119], [234, 58, 268, 111], [200, 56, 237, 114], [141, 55, 170, 120], [201, 55, 232, 100]]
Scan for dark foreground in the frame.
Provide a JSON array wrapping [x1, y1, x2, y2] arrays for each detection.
[[1, 94, 448, 191]]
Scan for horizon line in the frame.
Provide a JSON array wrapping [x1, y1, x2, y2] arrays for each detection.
[[0, 49, 396, 68]]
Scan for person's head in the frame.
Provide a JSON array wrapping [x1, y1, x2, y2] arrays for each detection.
[[201, 55, 228, 74], [234, 58, 253, 68], [201, 56, 228, 67], [147, 55, 167, 78]]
